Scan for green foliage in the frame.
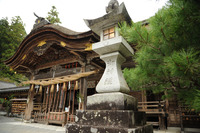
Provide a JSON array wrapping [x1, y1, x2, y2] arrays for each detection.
[[119, 0, 200, 111], [0, 95, 14, 116], [76, 92, 84, 103], [0, 16, 27, 84], [46, 6, 61, 24]]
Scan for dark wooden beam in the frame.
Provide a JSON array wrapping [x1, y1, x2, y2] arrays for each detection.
[[35, 57, 78, 70], [70, 51, 86, 62], [87, 73, 103, 81], [90, 60, 105, 70]]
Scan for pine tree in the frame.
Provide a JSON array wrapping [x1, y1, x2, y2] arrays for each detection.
[[119, 0, 200, 111], [46, 6, 61, 24]]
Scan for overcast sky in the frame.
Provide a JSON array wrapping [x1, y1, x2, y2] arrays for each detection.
[[0, 0, 168, 34]]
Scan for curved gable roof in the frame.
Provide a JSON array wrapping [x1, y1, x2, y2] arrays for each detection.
[[5, 24, 99, 73]]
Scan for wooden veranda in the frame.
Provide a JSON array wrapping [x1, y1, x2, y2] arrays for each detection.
[[132, 90, 200, 129]]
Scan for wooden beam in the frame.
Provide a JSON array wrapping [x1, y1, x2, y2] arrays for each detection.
[[35, 57, 78, 70], [90, 60, 105, 70], [87, 73, 103, 81], [70, 51, 86, 60]]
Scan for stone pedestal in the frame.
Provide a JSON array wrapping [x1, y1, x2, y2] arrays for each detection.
[[66, 92, 153, 133], [87, 92, 137, 110], [67, 123, 153, 133], [96, 52, 130, 93], [66, 110, 153, 133], [93, 36, 133, 94]]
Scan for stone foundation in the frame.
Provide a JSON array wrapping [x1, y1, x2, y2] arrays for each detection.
[[66, 123, 153, 133], [66, 93, 153, 133], [66, 110, 153, 133], [75, 110, 146, 127]]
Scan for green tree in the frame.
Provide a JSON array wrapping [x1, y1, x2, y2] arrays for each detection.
[[0, 95, 14, 116], [119, 0, 200, 111], [0, 16, 27, 84], [46, 6, 61, 24]]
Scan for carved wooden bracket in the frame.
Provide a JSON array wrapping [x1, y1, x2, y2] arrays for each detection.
[[33, 41, 53, 56]]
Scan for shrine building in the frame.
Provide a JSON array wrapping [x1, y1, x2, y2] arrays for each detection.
[[3, 0, 199, 130]]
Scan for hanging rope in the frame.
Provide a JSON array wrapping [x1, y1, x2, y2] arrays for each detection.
[[39, 85, 42, 94], [23, 70, 98, 86], [56, 83, 59, 92], [67, 81, 72, 121], [45, 85, 50, 113], [62, 82, 68, 111]]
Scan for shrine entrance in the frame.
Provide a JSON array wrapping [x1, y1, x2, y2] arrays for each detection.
[[29, 71, 96, 126], [23, 69, 98, 126]]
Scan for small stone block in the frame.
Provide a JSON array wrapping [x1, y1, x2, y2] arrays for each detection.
[[66, 123, 153, 133], [75, 110, 146, 128], [87, 92, 137, 110]]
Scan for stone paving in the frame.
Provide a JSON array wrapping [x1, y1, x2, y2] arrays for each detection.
[[0, 115, 199, 133], [0, 116, 65, 133]]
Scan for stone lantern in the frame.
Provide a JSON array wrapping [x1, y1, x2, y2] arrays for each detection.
[[85, 2, 136, 111], [66, 1, 153, 132]]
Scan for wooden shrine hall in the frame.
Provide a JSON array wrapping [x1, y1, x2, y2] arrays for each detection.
[[4, 16, 105, 126]]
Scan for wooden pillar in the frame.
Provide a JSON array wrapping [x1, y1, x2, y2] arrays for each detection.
[[83, 78, 87, 110], [159, 114, 166, 130], [79, 78, 87, 110], [164, 90, 169, 128], [164, 91, 169, 112], [141, 90, 147, 102], [142, 90, 147, 110], [79, 64, 87, 110], [24, 84, 35, 120]]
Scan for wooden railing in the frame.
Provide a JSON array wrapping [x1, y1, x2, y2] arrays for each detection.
[[48, 112, 68, 126], [138, 101, 166, 114], [34, 112, 48, 124], [34, 111, 71, 126], [138, 101, 167, 129], [33, 103, 74, 127], [179, 105, 200, 129]]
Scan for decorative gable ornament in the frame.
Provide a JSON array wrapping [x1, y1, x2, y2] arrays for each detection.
[[33, 13, 50, 30]]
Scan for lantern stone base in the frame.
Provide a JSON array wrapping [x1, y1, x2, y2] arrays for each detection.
[[66, 110, 153, 133], [66, 124, 153, 133], [66, 94, 153, 133]]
